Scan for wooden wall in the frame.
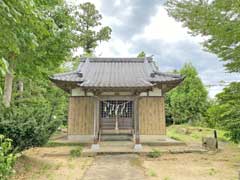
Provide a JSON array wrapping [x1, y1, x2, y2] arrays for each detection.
[[139, 97, 166, 135], [68, 97, 94, 135]]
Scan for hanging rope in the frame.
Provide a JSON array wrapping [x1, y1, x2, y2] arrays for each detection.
[[102, 100, 131, 116]]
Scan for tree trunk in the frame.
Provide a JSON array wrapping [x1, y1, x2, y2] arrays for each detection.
[[18, 80, 24, 98], [3, 71, 13, 107]]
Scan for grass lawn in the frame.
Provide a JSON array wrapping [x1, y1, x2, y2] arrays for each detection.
[[167, 124, 230, 143]]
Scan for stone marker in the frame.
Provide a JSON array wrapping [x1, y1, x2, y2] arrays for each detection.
[[202, 137, 217, 150]]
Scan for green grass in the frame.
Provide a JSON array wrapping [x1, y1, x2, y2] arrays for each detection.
[[147, 169, 157, 177], [45, 141, 85, 147], [70, 146, 83, 158], [147, 149, 161, 158], [167, 124, 229, 143], [208, 168, 217, 176]]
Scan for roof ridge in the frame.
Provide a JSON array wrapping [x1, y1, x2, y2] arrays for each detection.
[[80, 57, 153, 63]]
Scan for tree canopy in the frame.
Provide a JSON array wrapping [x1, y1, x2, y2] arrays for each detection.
[[166, 63, 208, 124], [207, 82, 240, 142], [137, 51, 146, 58], [166, 0, 240, 72], [0, 1, 109, 151], [72, 2, 112, 55]]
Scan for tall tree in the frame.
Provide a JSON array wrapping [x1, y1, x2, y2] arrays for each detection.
[[72, 2, 112, 55], [166, 0, 240, 72], [166, 63, 208, 124], [0, 0, 74, 107], [207, 82, 240, 142]]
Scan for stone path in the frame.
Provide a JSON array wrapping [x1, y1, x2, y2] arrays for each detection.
[[82, 154, 146, 180]]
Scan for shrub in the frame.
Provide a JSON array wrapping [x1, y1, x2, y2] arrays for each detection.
[[0, 135, 16, 180], [147, 149, 161, 158], [70, 146, 82, 157], [0, 103, 61, 151]]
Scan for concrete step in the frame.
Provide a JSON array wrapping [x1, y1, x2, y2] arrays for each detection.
[[100, 134, 133, 141], [100, 141, 134, 147], [101, 129, 133, 135]]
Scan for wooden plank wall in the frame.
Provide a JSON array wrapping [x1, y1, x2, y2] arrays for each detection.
[[68, 97, 94, 135], [138, 97, 166, 135]]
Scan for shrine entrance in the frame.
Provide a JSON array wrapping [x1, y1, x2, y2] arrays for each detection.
[[100, 100, 134, 131]]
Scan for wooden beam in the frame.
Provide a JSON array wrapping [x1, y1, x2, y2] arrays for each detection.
[[134, 97, 140, 144], [93, 98, 98, 144]]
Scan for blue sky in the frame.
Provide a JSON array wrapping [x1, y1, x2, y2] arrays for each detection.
[[67, 0, 240, 97]]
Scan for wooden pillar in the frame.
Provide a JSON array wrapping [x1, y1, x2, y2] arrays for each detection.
[[93, 97, 99, 144], [134, 97, 140, 144]]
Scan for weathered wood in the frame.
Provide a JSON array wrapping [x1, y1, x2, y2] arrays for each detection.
[[93, 98, 97, 143], [134, 98, 140, 144], [99, 96, 135, 101], [68, 97, 94, 135], [138, 97, 166, 135]]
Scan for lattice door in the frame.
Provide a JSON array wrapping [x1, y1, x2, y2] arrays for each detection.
[[100, 100, 133, 130]]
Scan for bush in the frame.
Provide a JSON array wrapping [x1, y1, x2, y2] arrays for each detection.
[[70, 146, 82, 157], [0, 135, 16, 180], [0, 103, 61, 151], [147, 149, 161, 158]]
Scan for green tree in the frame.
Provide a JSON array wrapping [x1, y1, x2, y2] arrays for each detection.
[[166, 0, 240, 73], [72, 2, 112, 55], [137, 51, 146, 58], [0, 0, 74, 107], [166, 63, 208, 124], [0, 58, 8, 95], [207, 82, 240, 142]]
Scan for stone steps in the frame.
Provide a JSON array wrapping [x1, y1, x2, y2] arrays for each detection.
[[100, 134, 133, 141]]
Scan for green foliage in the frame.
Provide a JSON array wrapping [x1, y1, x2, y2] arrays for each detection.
[[137, 51, 146, 58], [0, 57, 8, 77], [207, 82, 240, 142], [147, 149, 161, 158], [0, 101, 62, 151], [70, 146, 82, 158], [0, 77, 67, 151], [147, 169, 157, 177], [0, 57, 8, 95], [166, 63, 208, 124], [72, 2, 112, 55], [166, 0, 240, 73], [0, 135, 16, 180]]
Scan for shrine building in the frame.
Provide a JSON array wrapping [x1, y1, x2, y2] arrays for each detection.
[[50, 57, 183, 150]]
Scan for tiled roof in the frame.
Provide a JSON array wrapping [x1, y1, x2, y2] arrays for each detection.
[[50, 57, 183, 90]]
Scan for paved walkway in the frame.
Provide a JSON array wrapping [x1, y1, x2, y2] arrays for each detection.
[[82, 154, 145, 180]]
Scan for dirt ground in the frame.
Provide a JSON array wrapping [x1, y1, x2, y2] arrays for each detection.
[[12, 146, 93, 180], [143, 144, 240, 180], [12, 143, 240, 180], [82, 154, 145, 180]]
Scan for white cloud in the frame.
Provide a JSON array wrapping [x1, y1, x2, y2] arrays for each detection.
[[66, 0, 240, 98], [133, 6, 200, 43]]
